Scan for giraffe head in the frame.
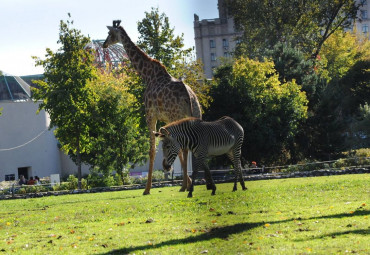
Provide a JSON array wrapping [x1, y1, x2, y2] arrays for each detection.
[[154, 128, 180, 172], [103, 20, 122, 48]]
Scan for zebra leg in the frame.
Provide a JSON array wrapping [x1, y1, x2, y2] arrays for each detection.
[[204, 168, 213, 190], [234, 156, 247, 191], [188, 169, 197, 198], [202, 162, 216, 195], [227, 153, 239, 192], [233, 168, 238, 192]]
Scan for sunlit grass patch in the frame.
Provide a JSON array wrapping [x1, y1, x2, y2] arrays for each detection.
[[0, 174, 368, 254]]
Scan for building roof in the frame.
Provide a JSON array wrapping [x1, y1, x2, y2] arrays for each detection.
[[85, 40, 128, 69], [0, 75, 43, 101], [0, 40, 128, 101]]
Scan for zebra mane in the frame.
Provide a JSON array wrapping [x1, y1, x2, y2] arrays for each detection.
[[163, 117, 200, 129]]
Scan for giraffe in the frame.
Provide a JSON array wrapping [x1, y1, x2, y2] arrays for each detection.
[[103, 20, 202, 195]]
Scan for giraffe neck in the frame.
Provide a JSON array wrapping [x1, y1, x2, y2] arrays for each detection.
[[116, 26, 172, 85]]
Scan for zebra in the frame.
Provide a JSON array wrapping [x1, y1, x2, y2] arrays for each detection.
[[154, 116, 247, 197]]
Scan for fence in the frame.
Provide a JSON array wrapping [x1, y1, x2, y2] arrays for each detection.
[[1, 157, 369, 199]]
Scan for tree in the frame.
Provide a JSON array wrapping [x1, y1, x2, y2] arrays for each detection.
[[32, 17, 97, 189], [227, 0, 361, 58], [205, 57, 308, 164], [265, 42, 321, 104], [83, 68, 149, 181], [137, 7, 192, 68], [353, 103, 370, 148], [320, 29, 370, 83]]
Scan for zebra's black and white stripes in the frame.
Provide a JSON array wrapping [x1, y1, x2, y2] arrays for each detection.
[[154, 116, 247, 197]]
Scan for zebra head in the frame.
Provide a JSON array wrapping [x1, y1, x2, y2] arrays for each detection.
[[154, 128, 181, 172]]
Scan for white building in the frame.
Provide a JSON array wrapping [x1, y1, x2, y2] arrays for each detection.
[[0, 75, 183, 182]]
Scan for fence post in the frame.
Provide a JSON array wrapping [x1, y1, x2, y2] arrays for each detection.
[[11, 184, 15, 198]]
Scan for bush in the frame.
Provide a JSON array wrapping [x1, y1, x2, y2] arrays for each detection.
[[67, 175, 78, 190], [53, 182, 70, 191], [86, 173, 124, 188], [152, 170, 164, 182]]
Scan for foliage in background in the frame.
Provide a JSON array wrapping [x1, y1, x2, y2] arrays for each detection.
[[320, 30, 370, 83], [32, 17, 97, 189], [227, 0, 361, 58], [264, 42, 322, 105], [84, 68, 149, 180], [309, 31, 370, 158], [137, 7, 192, 68], [205, 57, 308, 164], [352, 103, 370, 148]]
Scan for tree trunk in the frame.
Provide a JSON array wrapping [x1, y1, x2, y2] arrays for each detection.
[[77, 142, 82, 190]]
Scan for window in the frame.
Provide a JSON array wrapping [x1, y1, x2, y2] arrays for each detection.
[[362, 24, 369, 34], [360, 0, 367, 6], [361, 10, 368, 19], [224, 52, 229, 58], [210, 39, 215, 48], [222, 39, 229, 47], [211, 53, 216, 61]]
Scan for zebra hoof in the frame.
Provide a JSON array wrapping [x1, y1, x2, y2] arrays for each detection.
[[187, 193, 193, 198], [211, 191, 216, 196], [143, 190, 150, 195], [243, 187, 247, 191]]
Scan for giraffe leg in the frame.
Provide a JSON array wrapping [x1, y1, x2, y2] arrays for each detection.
[[143, 120, 157, 195], [179, 149, 191, 192]]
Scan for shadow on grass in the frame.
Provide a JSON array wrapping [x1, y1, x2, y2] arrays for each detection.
[[302, 229, 370, 241], [100, 222, 262, 255], [312, 209, 369, 220], [100, 210, 369, 255]]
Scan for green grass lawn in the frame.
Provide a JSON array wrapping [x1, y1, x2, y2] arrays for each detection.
[[0, 174, 369, 254]]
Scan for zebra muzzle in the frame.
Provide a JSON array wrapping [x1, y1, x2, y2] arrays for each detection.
[[162, 159, 173, 172]]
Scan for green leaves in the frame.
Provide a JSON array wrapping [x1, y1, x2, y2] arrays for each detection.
[[207, 57, 308, 164], [137, 7, 191, 68], [32, 16, 98, 188], [228, 0, 360, 58], [84, 68, 149, 177]]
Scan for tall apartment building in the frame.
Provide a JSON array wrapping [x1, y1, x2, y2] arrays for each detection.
[[355, 0, 370, 35], [193, 0, 241, 78], [194, 0, 370, 78]]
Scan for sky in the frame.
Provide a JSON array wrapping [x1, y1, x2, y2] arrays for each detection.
[[0, 0, 218, 76]]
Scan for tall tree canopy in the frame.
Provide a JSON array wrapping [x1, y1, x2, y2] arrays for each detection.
[[32, 17, 97, 188], [205, 57, 308, 164], [227, 0, 361, 58], [137, 7, 192, 68], [84, 68, 149, 180]]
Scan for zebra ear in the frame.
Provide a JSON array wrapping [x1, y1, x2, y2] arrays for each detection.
[[153, 131, 163, 138], [159, 127, 170, 136]]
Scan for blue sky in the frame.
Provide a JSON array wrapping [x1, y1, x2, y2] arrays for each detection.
[[0, 0, 218, 76]]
